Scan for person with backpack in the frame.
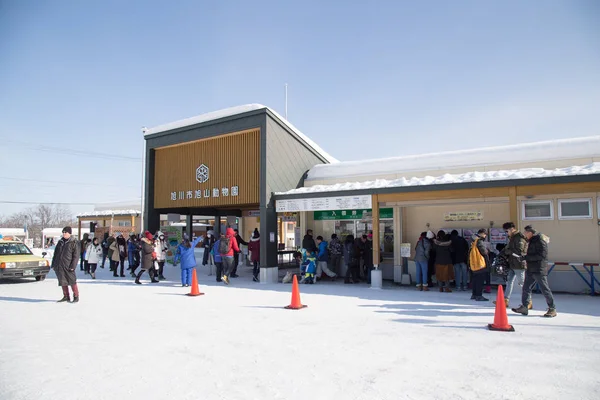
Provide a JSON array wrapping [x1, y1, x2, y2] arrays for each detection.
[[219, 227, 240, 285], [512, 226, 556, 318], [101, 233, 110, 269], [414, 232, 431, 291], [468, 229, 490, 301], [212, 234, 225, 283], [247, 229, 261, 282], [173, 235, 203, 287], [316, 235, 337, 281], [328, 234, 343, 276]]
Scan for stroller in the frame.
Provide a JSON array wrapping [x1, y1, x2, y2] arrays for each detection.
[[491, 252, 510, 279]]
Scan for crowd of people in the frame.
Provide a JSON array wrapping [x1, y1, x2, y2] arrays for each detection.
[[49, 221, 557, 317]]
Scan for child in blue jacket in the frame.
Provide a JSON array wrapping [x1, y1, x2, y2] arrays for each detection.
[[300, 250, 317, 284], [211, 234, 224, 282], [174, 236, 203, 287]]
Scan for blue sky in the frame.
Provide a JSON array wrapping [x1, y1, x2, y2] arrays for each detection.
[[1, 0, 599, 217]]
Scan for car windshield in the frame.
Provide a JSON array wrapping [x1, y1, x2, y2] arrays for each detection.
[[0, 243, 33, 255]]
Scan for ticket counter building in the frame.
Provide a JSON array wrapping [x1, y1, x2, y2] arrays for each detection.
[[275, 136, 600, 293]]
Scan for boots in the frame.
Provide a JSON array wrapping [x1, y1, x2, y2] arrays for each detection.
[[135, 270, 144, 285], [422, 285, 429, 292], [494, 298, 510, 308], [528, 302, 533, 310], [512, 305, 529, 316], [158, 274, 166, 281], [544, 308, 557, 318], [416, 284, 423, 291], [71, 296, 79, 303], [57, 296, 70, 303]]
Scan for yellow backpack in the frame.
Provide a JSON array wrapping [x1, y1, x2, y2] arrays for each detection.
[[469, 238, 486, 272]]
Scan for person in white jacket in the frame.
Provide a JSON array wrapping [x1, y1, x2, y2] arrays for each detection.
[[154, 231, 168, 280], [85, 237, 103, 279]]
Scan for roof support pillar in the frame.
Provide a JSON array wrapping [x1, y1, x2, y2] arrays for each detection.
[[372, 194, 380, 267], [509, 186, 518, 225]]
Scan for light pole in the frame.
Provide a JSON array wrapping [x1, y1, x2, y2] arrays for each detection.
[[140, 127, 148, 232]]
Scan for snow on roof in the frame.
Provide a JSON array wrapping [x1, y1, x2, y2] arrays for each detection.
[[77, 210, 141, 218], [277, 163, 600, 196], [0, 228, 27, 236], [144, 103, 338, 163], [307, 136, 600, 181]]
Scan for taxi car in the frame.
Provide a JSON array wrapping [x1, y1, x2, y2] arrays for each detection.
[[0, 235, 50, 281]]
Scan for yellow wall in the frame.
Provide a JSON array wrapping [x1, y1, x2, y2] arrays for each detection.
[[402, 201, 509, 258], [517, 192, 599, 263]]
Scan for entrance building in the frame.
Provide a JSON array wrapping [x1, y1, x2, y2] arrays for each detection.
[[142, 104, 335, 282]]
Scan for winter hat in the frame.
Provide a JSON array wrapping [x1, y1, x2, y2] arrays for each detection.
[[253, 228, 260, 238], [144, 231, 153, 241], [62, 226, 72, 234], [207, 230, 214, 237], [368, 233, 373, 239], [426, 231, 435, 239]]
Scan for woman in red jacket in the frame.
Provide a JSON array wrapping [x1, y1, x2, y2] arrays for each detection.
[[247, 229, 261, 282]]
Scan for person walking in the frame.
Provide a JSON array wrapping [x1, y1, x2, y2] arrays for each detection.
[[469, 229, 490, 301], [80, 233, 90, 271], [425, 230, 436, 287], [433, 231, 454, 292], [128, 233, 141, 277], [100, 232, 109, 269], [496, 222, 528, 309], [343, 235, 357, 284], [202, 230, 216, 276], [512, 226, 557, 317], [135, 231, 159, 284], [450, 230, 469, 291], [174, 235, 203, 287], [86, 237, 102, 279], [219, 227, 240, 285], [110, 233, 127, 277], [154, 231, 168, 280], [247, 229, 261, 282], [414, 232, 431, 291], [316, 235, 337, 281], [328, 234, 342, 276], [51, 227, 81, 303], [231, 229, 248, 278], [212, 234, 225, 283]]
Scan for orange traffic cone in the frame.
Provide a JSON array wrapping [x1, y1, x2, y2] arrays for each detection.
[[186, 269, 204, 297], [285, 275, 307, 310], [488, 285, 514, 332]]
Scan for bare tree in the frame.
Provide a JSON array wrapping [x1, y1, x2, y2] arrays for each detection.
[[0, 204, 75, 247]]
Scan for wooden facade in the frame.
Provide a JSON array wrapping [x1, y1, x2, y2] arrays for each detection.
[[153, 128, 261, 209]]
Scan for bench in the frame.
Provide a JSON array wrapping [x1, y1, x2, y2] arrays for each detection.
[[536, 262, 599, 296]]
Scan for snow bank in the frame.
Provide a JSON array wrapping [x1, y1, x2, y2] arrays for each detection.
[[278, 163, 600, 195], [76, 209, 141, 217], [144, 103, 338, 163], [307, 136, 600, 181]]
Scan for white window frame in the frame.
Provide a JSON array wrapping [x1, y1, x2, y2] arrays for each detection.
[[522, 200, 554, 221], [558, 198, 593, 220]]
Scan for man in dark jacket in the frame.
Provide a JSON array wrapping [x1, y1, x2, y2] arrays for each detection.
[[450, 230, 469, 291], [512, 226, 556, 317], [231, 229, 248, 278], [302, 230, 317, 256], [51, 226, 80, 303], [80, 233, 90, 271], [499, 222, 528, 309], [328, 234, 342, 275], [345, 236, 365, 283], [364, 234, 374, 284], [202, 230, 215, 275]]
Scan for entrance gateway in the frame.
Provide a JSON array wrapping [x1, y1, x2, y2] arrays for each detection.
[[142, 104, 336, 283]]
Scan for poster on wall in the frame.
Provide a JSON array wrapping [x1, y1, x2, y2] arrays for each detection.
[[489, 227, 508, 250], [400, 243, 411, 258], [443, 211, 483, 222], [162, 226, 183, 265], [462, 228, 485, 244]]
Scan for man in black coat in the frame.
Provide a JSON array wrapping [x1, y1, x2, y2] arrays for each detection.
[[51, 226, 81, 303], [302, 230, 317, 254], [512, 226, 557, 318], [231, 229, 248, 278], [450, 230, 469, 291]]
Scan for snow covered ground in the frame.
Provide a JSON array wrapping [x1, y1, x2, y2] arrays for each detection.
[[1, 263, 599, 400]]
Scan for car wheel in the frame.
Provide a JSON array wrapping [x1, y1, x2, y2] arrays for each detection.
[[35, 275, 46, 281]]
